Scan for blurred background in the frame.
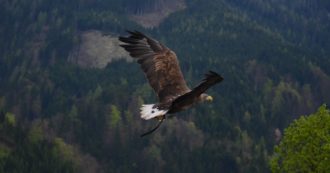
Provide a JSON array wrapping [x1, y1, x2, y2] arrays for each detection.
[[0, 0, 329, 172]]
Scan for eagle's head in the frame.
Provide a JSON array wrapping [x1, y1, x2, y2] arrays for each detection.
[[200, 93, 213, 103]]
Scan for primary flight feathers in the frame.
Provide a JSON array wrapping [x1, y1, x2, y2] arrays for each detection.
[[119, 30, 190, 103]]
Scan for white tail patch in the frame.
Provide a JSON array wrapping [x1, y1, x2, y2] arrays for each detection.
[[140, 104, 168, 120]]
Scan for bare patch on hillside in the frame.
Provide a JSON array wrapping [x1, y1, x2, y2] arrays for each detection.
[[68, 30, 130, 68], [130, 0, 186, 28]]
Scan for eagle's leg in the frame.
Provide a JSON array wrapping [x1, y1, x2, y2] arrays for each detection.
[[140, 115, 165, 137]]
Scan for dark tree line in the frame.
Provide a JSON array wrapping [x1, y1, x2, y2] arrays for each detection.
[[0, 0, 329, 172]]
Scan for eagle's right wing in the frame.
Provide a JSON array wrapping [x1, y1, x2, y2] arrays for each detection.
[[119, 31, 190, 102]]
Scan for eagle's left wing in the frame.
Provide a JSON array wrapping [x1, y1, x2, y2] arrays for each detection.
[[171, 71, 223, 106], [190, 71, 223, 96]]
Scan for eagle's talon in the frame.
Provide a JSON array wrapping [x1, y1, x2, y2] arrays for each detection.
[[155, 115, 165, 121]]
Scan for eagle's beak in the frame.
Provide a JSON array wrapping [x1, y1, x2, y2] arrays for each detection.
[[206, 96, 213, 102]]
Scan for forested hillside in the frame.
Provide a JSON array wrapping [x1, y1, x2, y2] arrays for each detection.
[[0, 0, 329, 172]]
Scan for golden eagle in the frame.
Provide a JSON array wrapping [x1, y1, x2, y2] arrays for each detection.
[[119, 31, 223, 136]]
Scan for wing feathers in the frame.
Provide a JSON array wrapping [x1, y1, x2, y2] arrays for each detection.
[[122, 30, 163, 52], [193, 71, 224, 95], [119, 31, 190, 102], [118, 37, 140, 44], [170, 71, 223, 109]]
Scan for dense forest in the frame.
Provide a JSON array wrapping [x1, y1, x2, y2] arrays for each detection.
[[0, 0, 329, 172]]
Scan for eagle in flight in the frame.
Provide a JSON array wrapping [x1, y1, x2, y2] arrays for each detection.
[[119, 31, 223, 136]]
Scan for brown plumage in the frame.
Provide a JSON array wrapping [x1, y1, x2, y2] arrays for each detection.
[[119, 31, 190, 103], [119, 31, 223, 136]]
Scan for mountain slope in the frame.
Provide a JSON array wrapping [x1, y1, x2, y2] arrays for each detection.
[[0, 0, 329, 172]]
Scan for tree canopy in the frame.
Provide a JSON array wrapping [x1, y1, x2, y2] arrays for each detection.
[[0, 0, 329, 172], [270, 104, 330, 173]]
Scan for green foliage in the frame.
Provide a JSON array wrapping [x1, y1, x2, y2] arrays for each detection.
[[0, 145, 11, 173], [28, 121, 44, 144], [270, 104, 330, 173], [0, 0, 329, 172], [108, 105, 121, 128], [52, 138, 75, 164], [4, 112, 16, 127], [68, 105, 78, 122], [0, 145, 10, 160]]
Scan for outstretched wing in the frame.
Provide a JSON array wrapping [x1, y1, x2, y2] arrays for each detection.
[[119, 31, 190, 102], [190, 71, 224, 96], [171, 71, 223, 107]]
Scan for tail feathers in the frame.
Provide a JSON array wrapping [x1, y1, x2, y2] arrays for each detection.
[[140, 104, 168, 120]]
